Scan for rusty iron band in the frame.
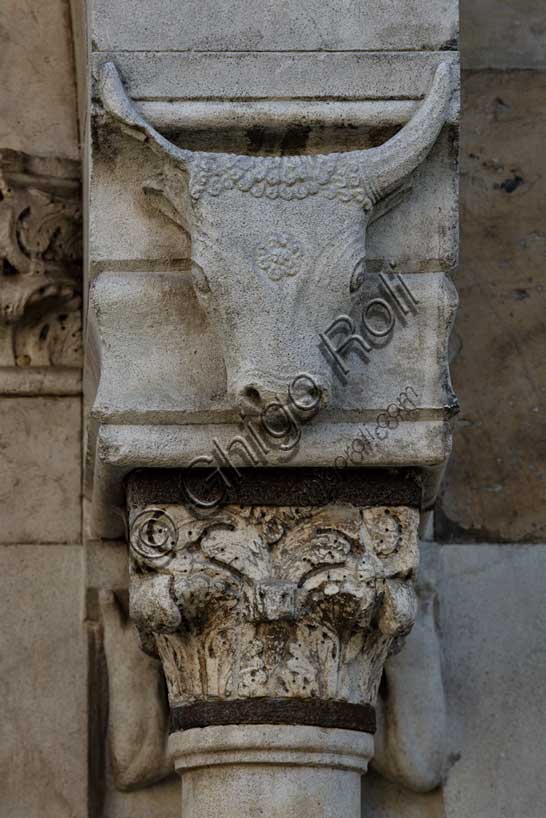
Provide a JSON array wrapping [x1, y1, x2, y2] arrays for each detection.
[[128, 466, 422, 509], [169, 698, 376, 734]]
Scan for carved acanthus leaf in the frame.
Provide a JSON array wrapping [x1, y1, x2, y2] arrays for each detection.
[[0, 150, 82, 368], [129, 503, 419, 709]]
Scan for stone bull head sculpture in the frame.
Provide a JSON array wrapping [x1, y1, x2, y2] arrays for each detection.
[[99, 62, 452, 412]]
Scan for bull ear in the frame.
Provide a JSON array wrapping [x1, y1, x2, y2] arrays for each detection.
[[143, 170, 192, 236], [362, 62, 453, 205], [97, 61, 190, 168]]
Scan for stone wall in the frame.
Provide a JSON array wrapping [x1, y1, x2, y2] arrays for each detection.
[[0, 2, 545, 818], [438, 70, 546, 542], [365, 2, 546, 815], [0, 0, 79, 159], [0, 3, 85, 816], [437, 27, 546, 542]]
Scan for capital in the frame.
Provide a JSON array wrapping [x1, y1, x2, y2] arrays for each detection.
[[128, 495, 419, 734]]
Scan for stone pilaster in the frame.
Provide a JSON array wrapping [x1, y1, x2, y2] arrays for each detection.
[[86, 2, 459, 812]]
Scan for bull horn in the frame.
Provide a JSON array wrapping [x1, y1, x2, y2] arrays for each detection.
[[97, 61, 190, 167], [98, 59, 452, 206], [362, 62, 453, 205]]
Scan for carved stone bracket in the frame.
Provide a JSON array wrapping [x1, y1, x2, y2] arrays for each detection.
[[85, 62, 458, 537], [0, 150, 82, 371], [97, 61, 453, 412]]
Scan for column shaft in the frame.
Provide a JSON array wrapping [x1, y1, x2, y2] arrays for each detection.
[[171, 725, 373, 818]]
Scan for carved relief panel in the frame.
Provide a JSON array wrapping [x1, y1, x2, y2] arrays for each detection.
[[0, 150, 82, 374]]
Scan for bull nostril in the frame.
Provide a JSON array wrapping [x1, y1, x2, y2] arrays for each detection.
[[243, 386, 261, 406], [238, 377, 327, 415]]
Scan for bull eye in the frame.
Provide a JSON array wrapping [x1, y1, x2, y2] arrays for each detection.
[[350, 258, 366, 294], [190, 261, 210, 295]]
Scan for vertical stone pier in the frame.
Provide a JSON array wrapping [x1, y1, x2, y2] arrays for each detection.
[[125, 471, 421, 816], [85, 1, 459, 814]]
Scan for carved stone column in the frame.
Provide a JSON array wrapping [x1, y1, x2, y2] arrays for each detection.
[[170, 725, 373, 818], [85, 1, 459, 813], [125, 471, 419, 815]]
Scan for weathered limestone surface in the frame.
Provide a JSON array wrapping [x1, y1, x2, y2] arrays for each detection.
[[86, 58, 459, 536], [89, 52, 458, 275], [93, 497, 430, 818], [86, 539, 129, 597], [0, 150, 82, 379], [0, 3, 85, 818], [371, 542, 447, 793], [89, 271, 456, 417], [365, 771, 444, 818], [91, 0, 458, 52], [0, 544, 86, 818], [129, 503, 419, 713], [171, 725, 373, 818], [460, 0, 546, 69], [89, 136, 190, 268], [0, 0, 84, 394], [0, 0, 539, 815], [87, 4, 460, 816], [437, 71, 546, 542], [440, 544, 546, 818], [90, 540, 546, 818], [92, 52, 460, 103], [26, 0, 546, 817], [101, 774, 180, 818], [91, 530, 453, 803], [0, 397, 81, 543], [0, 0, 79, 160], [88, 560, 443, 818], [0, 2, 83, 391], [363, 543, 546, 818], [90, 127, 456, 277]]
